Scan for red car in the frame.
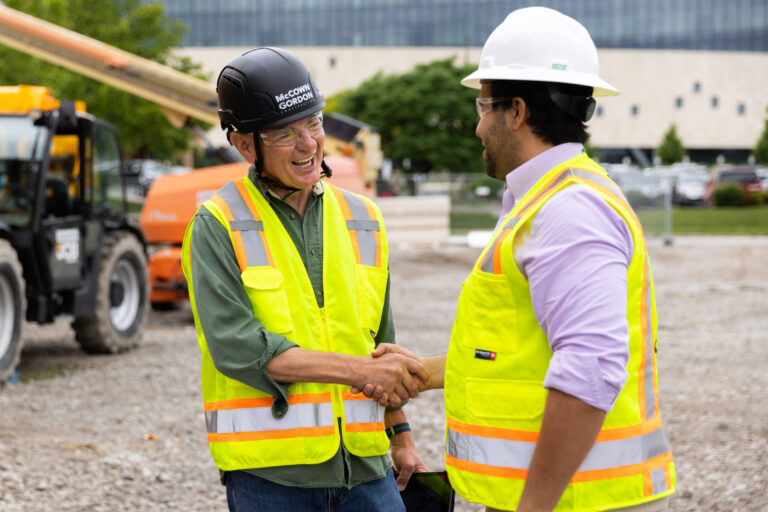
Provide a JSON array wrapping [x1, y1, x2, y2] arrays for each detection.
[[703, 166, 764, 206]]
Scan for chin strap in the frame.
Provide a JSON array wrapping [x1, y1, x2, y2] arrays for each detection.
[[255, 153, 334, 200]]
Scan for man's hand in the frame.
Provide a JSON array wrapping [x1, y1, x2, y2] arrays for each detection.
[[390, 430, 429, 491], [352, 351, 429, 407], [353, 345, 447, 406], [352, 344, 428, 406]]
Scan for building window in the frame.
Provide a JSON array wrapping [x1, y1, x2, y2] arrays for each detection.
[[631, 105, 639, 116], [693, 81, 701, 93], [675, 97, 683, 108], [711, 96, 719, 108], [596, 106, 604, 117], [329, 56, 336, 68], [737, 103, 746, 115]]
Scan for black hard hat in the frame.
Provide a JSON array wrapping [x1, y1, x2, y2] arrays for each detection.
[[216, 47, 325, 133]]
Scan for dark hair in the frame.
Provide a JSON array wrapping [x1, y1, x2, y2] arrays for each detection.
[[487, 81, 592, 145]]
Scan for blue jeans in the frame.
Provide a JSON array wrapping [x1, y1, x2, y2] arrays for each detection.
[[225, 468, 405, 512]]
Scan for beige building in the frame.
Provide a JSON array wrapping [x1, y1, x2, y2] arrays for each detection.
[[180, 47, 768, 157]]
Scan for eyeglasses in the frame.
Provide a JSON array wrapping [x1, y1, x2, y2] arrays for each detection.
[[260, 112, 324, 146], [475, 96, 516, 118]]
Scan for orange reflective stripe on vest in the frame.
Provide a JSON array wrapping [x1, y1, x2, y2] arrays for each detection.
[[341, 390, 385, 433], [330, 186, 382, 267], [214, 180, 274, 270], [204, 392, 335, 442], [479, 167, 632, 274], [446, 416, 672, 488]]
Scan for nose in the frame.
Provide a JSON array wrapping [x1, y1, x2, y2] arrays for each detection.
[[295, 129, 317, 149]]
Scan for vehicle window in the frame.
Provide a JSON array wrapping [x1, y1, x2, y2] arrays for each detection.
[[719, 172, 757, 183], [0, 116, 48, 225], [91, 124, 123, 212]]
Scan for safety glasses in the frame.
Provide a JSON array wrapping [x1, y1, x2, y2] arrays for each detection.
[[260, 112, 324, 146], [475, 96, 516, 118]]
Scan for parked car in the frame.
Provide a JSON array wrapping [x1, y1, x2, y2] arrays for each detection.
[[703, 166, 763, 206], [672, 172, 708, 206]]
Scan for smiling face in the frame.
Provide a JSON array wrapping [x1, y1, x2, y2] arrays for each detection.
[[259, 113, 325, 190]]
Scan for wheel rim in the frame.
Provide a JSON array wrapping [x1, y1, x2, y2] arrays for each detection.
[[109, 258, 140, 332], [0, 271, 15, 357]]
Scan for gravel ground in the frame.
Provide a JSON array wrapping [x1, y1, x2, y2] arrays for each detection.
[[1, 235, 766, 511]]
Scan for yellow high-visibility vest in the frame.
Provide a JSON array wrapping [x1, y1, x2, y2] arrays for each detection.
[[444, 153, 675, 511], [182, 178, 390, 471]]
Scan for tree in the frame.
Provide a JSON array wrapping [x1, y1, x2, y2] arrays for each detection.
[[657, 124, 686, 165], [330, 58, 483, 174], [0, 0, 208, 160], [754, 106, 768, 165]]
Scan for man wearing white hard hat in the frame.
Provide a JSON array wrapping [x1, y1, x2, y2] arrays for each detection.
[[362, 7, 676, 511]]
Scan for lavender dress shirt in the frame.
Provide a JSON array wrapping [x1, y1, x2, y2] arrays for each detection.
[[496, 143, 634, 412]]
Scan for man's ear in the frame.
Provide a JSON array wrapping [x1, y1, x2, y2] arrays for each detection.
[[230, 132, 258, 163], [506, 97, 529, 131]]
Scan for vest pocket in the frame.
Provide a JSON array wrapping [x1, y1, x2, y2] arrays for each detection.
[[466, 378, 547, 420], [455, 269, 518, 354], [355, 264, 387, 339], [241, 267, 294, 335]]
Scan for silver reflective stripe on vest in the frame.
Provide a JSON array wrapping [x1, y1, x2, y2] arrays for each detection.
[[446, 425, 670, 475], [567, 168, 626, 201], [651, 466, 667, 494], [205, 401, 334, 434], [480, 217, 519, 273], [644, 258, 656, 419], [478, 167, 628, 274], [337, 187, 380, 266], [217, 181, 271, 267], [343, 398, 384, 425]]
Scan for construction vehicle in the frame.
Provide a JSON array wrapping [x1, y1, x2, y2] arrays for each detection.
[[0, 4, 384, 314], [323, 112, 383, 190], [0, 85, 148, 382]]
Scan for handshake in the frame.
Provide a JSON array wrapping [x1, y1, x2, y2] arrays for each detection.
[[351, 344, 434, 407]]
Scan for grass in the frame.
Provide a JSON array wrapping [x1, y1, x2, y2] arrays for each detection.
[[451, 205, 768, 236], [636, 205, 768, 235]]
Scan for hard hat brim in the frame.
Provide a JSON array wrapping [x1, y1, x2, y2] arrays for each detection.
[[461, 67, 619, 97]]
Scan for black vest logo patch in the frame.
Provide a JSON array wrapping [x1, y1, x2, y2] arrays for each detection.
[[474, 349, 496, 361]]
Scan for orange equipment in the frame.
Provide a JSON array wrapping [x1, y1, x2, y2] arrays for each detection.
[[139, 155, 371, 309]]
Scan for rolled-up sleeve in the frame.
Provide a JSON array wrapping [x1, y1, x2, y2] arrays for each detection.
[[186, 209, 298, 414], [515, 184, 634, 412]]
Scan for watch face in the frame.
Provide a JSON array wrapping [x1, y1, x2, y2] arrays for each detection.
[[397, 471, 455, 512]]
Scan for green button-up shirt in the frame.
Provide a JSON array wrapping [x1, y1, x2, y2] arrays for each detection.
[[187, 167, 395, 488]]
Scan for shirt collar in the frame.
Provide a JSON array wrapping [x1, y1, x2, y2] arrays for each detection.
[[248, 164, 324, 199], [505, 143, 584, 202]]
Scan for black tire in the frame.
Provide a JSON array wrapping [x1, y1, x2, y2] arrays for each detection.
[[73, 232, 148, 354], [0, 239, 25, 383]]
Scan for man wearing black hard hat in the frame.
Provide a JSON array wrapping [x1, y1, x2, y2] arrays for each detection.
[[181, 47, 428, 511]]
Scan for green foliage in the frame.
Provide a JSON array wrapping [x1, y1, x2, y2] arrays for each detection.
[[583, 140, 598, 160], [754, 106, 768, 165], [657, 124, 686, 165], [713, 183, 746, 207], [0, 0, 208, 159], [329, 58, 483, 174]]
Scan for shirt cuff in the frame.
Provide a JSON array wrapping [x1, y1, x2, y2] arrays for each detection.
[[543, 351, 624, 412], [259, 331, 298, 418]]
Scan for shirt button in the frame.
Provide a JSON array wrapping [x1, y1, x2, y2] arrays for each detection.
[[316, 289, 323, 296], [310, 249, 316, 255], [275, 410, 284, 417], [289, 214, 296, 220]]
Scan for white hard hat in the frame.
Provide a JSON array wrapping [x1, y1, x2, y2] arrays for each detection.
[[462, 7, 619, 97]]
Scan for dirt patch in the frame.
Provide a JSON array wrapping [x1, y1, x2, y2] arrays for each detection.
[[1, 236, 766, 511]]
